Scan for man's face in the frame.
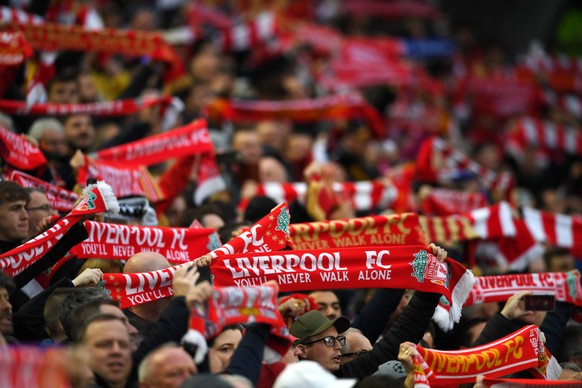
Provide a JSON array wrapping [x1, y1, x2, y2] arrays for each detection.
[[298, 327, 343, 372], [0, 199, 29, 242], [0, 287, 13, 335], [340, 331, 373, 365], [83, 319, 132, 386], [146, 347, 197, 388], [63, 114, 95, 152], [310, 291, 341, 319], [48, 81, 78, 104], [231, 131, 262, 165], [39, 129, 67, 157], [99, 304, 139, 353], [26, 191, 57, 238]]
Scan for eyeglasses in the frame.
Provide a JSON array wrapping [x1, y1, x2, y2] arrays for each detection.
[[26, 204, 53, 212], [303, 335, 346, 347], [341, 350, 369, 358]]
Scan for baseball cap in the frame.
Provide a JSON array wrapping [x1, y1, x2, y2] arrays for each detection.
[[274, 361, 356, 388], [373, 360, 407, 380], [290, 310, 351, 344]]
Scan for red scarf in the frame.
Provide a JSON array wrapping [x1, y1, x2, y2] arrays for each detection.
[[101, 203, 290, 308], [211, 245, 474, 326], [210, 203, 290, 258], [480, 377, 580, 387], [8, 170, 78, 212], [77, 157, 164, 203], [0, 126, 46, 171], [94, 119, 213, 166], [206, 284, 285, 337], [523, 206, 582, 257], [205, 94, 385, 137], [0, 345, 70, 387], [69, 221, 218, 264], [0, 31, 33, 97], [289, 213, 428, 250], [413, 325, 550, 386], [508, 116, 582, 161], [186, 284, 294, 364], [0, 95, 172, 117], [4, 21, 183, 77], [0, 181, 118, 277], [434, 272, 582, 331]]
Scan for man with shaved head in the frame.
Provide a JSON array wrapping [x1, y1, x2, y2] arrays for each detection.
[[123, 251, 172, 346]]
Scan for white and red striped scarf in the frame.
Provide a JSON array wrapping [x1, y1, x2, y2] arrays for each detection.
[[522, 206, 582, 256], [419, 201, 517, 245], [0, 345, 70, 387], [94, 119, 213, 166], [248, 181, 397, 213], [416, 137, 515, 198], [8, 170, 78, 212], [542, 90, 582, 119], [0, 181, 118, 277], [507, 116, 582, 160]]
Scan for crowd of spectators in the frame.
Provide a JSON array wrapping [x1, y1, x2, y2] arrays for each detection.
[[0, 0, 582, 387]]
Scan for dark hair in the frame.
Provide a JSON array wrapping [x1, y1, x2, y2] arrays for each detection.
[[207, 324, 244, 348], [0, 271, 15, 295], [557, 326, 582, 363], [453, 317, 489, 349], [44, 288, 77, 338], [71, 298, 120, 343], [59, 287, 111, 340], [77, 313, 127, 343], [0, 181, 27, 206], [243, 196, 278, 224]]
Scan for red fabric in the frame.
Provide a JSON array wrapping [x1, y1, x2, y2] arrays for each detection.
[[156, 156, 196, 214], [413, 325, 548, 386], [211, 245, 473, 329], [0, 346, 70, 387], [8, 170, 78, 212], [95, 119, 213, 166], [0, 31, 33, 97], [421, 188, 488, 217], [481, 377, 581, 387], [289, 213, 428, 250], [0, 126, 46, 171], [69, 221, 217, 264], [343, 0, 439, 19], [102, 202, 290, 308], [205, 94, 386, 138], [0, 95, 172, 117], [77, 159, 164, 202]]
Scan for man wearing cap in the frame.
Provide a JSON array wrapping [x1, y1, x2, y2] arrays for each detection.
[[291, 243, 448, 379]]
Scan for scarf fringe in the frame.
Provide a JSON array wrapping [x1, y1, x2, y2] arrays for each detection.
[[433, 269, 475, 331], [84, 180, 119, 214]]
